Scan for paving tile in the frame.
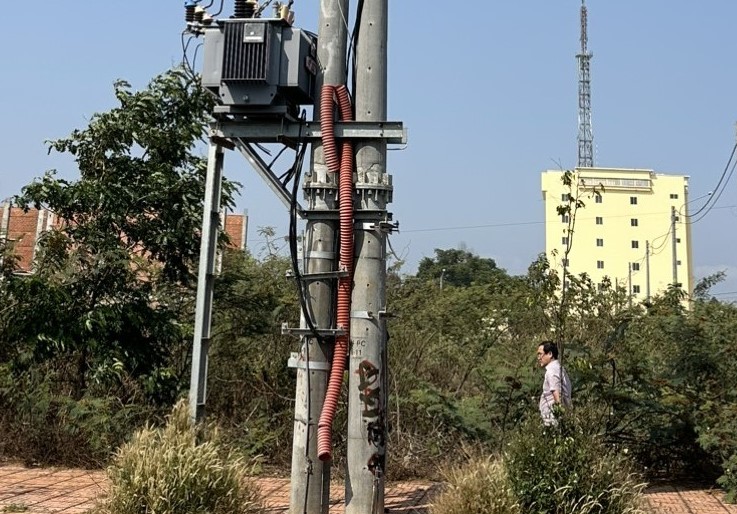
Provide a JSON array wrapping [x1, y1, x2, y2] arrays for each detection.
[[2, 464, 737, 513]]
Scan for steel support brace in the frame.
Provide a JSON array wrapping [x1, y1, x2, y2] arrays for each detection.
[[233, 138, 306, 215], [188, 142, 224, 423], [214, 121, 406, 145]]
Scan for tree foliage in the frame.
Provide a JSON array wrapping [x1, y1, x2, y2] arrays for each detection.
[[0, 68, 243, 464], [416, 248, 505, 287]]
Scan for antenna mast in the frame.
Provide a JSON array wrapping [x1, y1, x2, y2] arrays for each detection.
[[577, 0, 594, 168]]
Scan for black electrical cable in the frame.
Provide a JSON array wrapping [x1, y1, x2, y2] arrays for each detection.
[[181, 31, 197, 79], [690, 159, 737, 224], [255, 142, 272, 156], [191, 42, 204, 75], [686, 142, 737, 218], [289, 135, 318, 337], [211, 0, 225, 16], [349, 0, 365, 105], [288, 110, 324, 344], [256, 0, 274, 17]]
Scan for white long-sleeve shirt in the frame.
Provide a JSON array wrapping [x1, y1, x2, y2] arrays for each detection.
[[539, 359, 572, 425]]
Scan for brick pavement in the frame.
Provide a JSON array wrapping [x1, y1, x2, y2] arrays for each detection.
[[1, 464, 735, 513]]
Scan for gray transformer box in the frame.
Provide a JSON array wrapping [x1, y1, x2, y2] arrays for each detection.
[[201, 19, 317, 111]]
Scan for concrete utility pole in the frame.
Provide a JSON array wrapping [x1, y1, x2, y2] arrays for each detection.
[[289, 1, 349, 512], [671, 206, 678, 287], [628, 263, 633, 308], [346, 0, 391, 513]]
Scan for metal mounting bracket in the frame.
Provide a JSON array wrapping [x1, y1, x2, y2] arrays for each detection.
[[281, 323, 345, 337], [286, 270, 350, 281], [213, 120, 407, 145]]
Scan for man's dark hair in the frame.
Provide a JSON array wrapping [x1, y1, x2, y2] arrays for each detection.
[[539, 341, 558, 359]]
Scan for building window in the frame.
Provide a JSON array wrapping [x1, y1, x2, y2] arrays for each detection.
[[562, 237, 569, 246], [677, 260, 682, 265], [562, 258, 569, 267], [595, 195, 603, 204], [631, 218, 638, 227], [596, 216, 603, 225], [630, 196, 638, 205], [632, 262, 640, 271], [597, 260, 604, 269], [633, 285, 641, 294], [670, 193, 679, 199], [561, 194, 569, 202], [676, 238, 681, 243], [631, 240, 639, 249], [561, 214, 570, 223], [596, 238, 604, 247]]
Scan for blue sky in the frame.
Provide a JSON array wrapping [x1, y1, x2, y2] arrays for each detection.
[[1, 1, 736, 299]]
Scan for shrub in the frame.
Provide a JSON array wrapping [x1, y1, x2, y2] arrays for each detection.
[[0, 368, 154, 467], [95, 400, 265, 514], [718, 453, 737, 504], [430, 455, 521, 514], [504, 405, 647, 514]]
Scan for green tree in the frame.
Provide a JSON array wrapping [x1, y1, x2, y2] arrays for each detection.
[[416, 248, 505, 287], [0, 68, 239, 464]]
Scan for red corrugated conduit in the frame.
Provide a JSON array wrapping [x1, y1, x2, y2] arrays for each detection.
[[317, 84, 354, 462]]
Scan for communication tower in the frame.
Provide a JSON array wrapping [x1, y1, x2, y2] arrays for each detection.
[[577, 0, 594, 168]]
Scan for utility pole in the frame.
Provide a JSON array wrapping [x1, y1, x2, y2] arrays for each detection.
[[184, 3, 403, 511], [577, 0, 594, 168], [189, 143, 225, 422], [671, 206, 678, 287], [289, 1, 349, 512], [628, 263, 632, 308], [645, 240, 651, 302], [346, 0, 392, 512]]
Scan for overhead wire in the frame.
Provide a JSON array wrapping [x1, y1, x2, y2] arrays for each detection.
[[244, 204, 736, 252], [690, 158, 737, 224], [685, 141, 737, 220]]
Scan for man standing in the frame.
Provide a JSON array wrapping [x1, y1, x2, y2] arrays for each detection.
[[537, 341, 572, 426]]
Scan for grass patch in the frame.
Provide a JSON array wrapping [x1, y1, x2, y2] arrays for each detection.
[[93, 400, 265, 514], [432, 406, 648, 514]]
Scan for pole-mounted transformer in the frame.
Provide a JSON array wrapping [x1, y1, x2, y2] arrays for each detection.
[[187, 1, 317, 118]]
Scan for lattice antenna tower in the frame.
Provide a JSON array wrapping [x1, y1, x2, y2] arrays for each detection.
[[577, 0, 594, 168]]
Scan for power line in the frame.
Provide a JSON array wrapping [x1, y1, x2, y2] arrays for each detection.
[[238, 204, 737, 249], [685, 141, 737, 221], [690, 158, 737, 224]]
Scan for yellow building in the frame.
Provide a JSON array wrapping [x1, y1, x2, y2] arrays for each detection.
[[541, 167, 694, 300]]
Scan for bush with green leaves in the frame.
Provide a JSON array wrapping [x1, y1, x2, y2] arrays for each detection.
[[718, 453, 737, 504], [95, 400, 264, 514], [504, 405, 647, 514], [0, 367, 155, 467]]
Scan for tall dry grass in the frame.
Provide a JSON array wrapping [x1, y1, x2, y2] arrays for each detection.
[[94, 400, 264, 514]]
